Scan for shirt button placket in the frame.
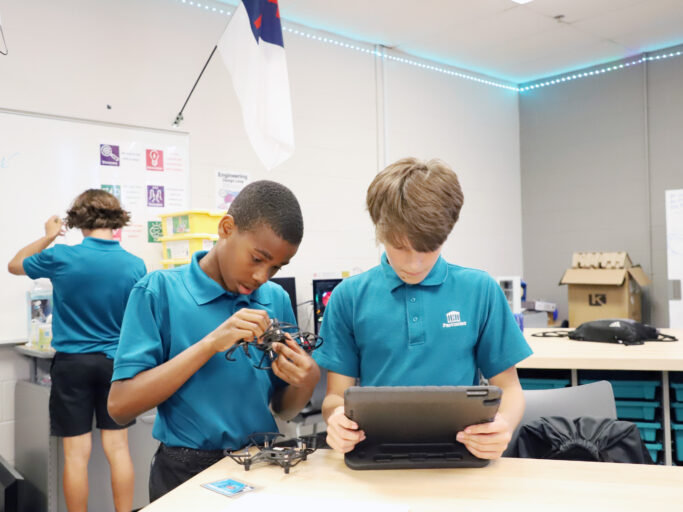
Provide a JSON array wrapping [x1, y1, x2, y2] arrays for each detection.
[[407, 291, 423, 346]]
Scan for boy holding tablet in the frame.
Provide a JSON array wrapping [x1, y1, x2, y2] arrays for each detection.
[[108, 181, 319, 501], [314, 158, 532, 459]]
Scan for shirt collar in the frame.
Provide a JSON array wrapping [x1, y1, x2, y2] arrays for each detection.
[[380, 252, 448, 291], [183, 251, 272, 307], [82, 237, 120, 248]]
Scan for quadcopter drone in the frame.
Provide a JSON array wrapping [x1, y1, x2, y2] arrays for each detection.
[[224, 319, 323, 370], [225, 432, 319, 474]]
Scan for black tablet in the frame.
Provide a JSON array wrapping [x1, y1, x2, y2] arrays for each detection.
[[344, 385, 502, 470]]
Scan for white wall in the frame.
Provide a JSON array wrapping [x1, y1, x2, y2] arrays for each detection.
[[0, 0, 522, 462], [384, 56, 522, 276], [0, 347, 30, 466], [519, 47, 683, 327]]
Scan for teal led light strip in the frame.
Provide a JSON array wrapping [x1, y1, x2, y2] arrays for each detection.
[[177, 0, 517, 91], [178, 1, 683, 93], [519, 49, 683, 91]]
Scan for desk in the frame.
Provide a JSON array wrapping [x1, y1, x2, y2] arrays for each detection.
[[521, 328, 683, 371], [141, 450, 683, 512], [520, 328, 683, 465]]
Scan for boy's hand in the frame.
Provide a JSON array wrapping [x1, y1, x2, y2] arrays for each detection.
[[206, 308, 271, 354], [271, 336, 320, 389], [44, 215, 65, 240], [325, 405, 366, 453], [456, 412, 512, 459]]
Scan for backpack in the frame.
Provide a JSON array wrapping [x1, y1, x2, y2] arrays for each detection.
[[533, 318, 677, 346], [568, 319, 677, 346], [509, 416, 653, 464]]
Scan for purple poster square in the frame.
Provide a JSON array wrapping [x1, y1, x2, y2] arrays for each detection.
[[100, 144, 120, 166], [147, 185, 165, 207]]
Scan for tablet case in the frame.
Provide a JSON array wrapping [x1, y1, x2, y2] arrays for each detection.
[[344, 385, 502, 470]]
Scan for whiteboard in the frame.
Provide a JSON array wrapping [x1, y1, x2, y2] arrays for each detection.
[[0, 110, 190, 342], [666, 189, 683, 328]]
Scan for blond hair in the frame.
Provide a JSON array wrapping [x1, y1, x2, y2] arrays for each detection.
[[366, 157, 464, 252]]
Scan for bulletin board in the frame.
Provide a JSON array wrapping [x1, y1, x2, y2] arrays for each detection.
[[0, 109, 190, 342]]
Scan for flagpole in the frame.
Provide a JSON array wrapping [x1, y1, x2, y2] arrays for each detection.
[[172, 45, 218, 126]]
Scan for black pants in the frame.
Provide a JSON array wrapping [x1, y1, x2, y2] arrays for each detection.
[[149, 443, 225, 502]]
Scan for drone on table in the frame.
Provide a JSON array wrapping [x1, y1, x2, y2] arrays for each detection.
[[225, 432, 319, 474], [224, 319, 323, 370]]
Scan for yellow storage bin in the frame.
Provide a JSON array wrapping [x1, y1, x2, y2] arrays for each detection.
[[160, 234, 218, 261], [161, 258, 190, 269], [158, 210, 225, 237]]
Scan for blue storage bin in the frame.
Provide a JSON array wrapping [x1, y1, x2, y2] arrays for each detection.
[[519, 378, 570, 390], [580, 379, 659, 400], [671, 382, 683, 402], [645, 442, 662, 463], [673, 423, 683, 462], [633, 421, 661, 442], [615, 400, 659, 420], [672, 403, 683, 422]]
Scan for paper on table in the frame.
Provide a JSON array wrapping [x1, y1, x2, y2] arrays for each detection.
[[220, 492, 410, 512]]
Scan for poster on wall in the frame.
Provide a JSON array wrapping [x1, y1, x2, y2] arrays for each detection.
[[216, 170, 250, 210], [98, 141, 189, 263], [665, 189, 683, 328]]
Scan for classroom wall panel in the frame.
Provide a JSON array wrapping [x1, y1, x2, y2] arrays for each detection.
[[519, 48, 683, 327], [646, 50, 683, 327], [383, 57, 523, 277]]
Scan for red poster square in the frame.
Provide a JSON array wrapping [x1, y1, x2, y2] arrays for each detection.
[[146, 149, 164, 171]]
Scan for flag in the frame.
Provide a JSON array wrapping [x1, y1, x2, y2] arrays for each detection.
[[218, 0, 294, 170]]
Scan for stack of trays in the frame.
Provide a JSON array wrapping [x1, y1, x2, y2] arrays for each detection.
[[671, 375, 683, 466], [157, 210, 223, 269], [581, 372, 662, 463]]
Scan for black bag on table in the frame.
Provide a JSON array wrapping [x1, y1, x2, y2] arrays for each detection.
[[533, 318, 678, 346]]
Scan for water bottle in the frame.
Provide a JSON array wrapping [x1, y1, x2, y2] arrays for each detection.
[[27, 279, 53, 350]]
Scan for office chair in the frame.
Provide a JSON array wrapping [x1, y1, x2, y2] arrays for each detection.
[[504, 380, 617, 456]]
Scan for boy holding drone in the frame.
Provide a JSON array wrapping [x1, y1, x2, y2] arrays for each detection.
[[108, 181, 320, 501]]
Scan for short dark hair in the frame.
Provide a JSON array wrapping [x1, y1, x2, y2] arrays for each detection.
[[65, 189, 131, 230], [366, 157, 464, 252], [228, 180, 303, 245]]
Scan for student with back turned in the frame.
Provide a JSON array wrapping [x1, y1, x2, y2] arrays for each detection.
[[8, 189, 146, 512], [107, 180, 320, 501], [314, 157, 533, 459]]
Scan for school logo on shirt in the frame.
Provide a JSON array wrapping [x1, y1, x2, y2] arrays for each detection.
[[443, 310, 467, 328]]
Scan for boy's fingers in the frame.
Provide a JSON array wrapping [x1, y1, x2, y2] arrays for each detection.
[[272, 342, 303, 363], [463, 421, 498, 435], [332, 412, 359, 431]]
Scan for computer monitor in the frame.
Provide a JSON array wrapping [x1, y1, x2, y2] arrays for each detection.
[[313, 278, 343, 335], [270, 276, 298, 323], [0, 454, 25, 512]]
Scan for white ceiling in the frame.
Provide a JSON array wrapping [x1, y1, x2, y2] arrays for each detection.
[[222, 0, 683, 84]]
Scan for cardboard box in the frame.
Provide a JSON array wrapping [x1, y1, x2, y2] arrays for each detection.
[[560, 252, 650, 327]]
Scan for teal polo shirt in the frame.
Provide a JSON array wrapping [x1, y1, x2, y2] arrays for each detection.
[[112, 251, 295, 450], [23, 237, 146, 358], [314, 253, 532, 386]]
